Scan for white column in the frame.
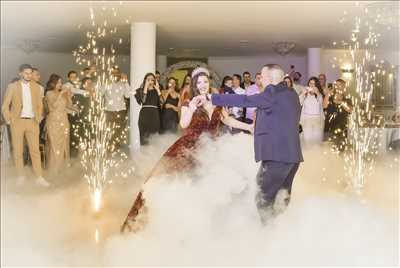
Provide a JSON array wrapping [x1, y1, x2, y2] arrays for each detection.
[[130, 22, 156, 153], [307, 48, 321, 78], [396, 65, 400, 112]]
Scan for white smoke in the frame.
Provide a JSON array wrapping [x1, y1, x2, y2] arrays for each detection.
[[1, 132, 398, 266]]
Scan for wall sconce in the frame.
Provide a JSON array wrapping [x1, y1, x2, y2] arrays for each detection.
[[341, 64, 354, 74]]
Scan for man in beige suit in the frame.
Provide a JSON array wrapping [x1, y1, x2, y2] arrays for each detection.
[[2, 64, 50, 186]]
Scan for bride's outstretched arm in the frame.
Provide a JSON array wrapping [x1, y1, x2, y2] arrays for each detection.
[[221, 108, 253, 133]]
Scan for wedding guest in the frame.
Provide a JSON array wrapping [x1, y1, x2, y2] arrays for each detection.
[[83, 65, 97, 83], [161, 77, 180, 133], [179, 74, 192, 110], [323, 83, 334, 139], [284, 76, 294, 89], [70, 77, 93, 156], [241, 71, 254, 90], [155, 70, 164, 91], [1, 64, 49, 186], [45, 74, 76, 172], [244, 72, 263, 124], [231, 74, 246, 121], [292, 71, 306, 96], [64, 70, 87, 96], [134, 73, 163, 145], [319, 73, 328, 92], [323, 79, 352, 151], [299, 77, 325, 144], [82, 67, 91, 79], [220, 76, 235, 94], [100, 67, 132, 151], [180, 75, 192, 99]]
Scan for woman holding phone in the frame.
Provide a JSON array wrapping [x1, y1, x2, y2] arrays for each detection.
[[134, 73, 164, 145], [299, 77, 325, 144]]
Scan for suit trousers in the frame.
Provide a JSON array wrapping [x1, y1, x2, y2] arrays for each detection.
[[255, 160, 299, 222], [10, 118, 42, 177]]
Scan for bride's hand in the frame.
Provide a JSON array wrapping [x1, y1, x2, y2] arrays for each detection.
[[191, 95, 206, 107], [188, 98, 198, 112], [194, 95, 207, 106]]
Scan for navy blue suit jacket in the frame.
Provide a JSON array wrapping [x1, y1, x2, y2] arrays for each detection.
[[212, 82, 303, 163]]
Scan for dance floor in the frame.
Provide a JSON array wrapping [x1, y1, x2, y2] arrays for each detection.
[[1, 133, 398, 266]]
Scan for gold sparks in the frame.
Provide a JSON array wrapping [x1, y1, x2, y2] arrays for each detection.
[[72, 5, 134, 213], [329, 3, 393, 192]]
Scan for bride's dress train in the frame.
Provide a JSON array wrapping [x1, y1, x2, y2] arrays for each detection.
[[121, 105, 224, 232]]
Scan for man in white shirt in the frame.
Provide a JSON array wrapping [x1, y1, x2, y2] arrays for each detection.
[[1, 64, 49, 187], [63, 70, 88, 97], [240, 71, 254, 90], [292, 71, 306, 96], [100, 68, 132, 151], [231, 74, 246, 120], [244, 73, 263, 124]]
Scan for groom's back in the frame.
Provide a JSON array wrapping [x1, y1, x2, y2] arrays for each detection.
[[254, 83, 303, 163]]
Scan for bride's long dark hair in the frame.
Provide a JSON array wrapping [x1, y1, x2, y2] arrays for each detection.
[[191, 72, 210, 97], [191, 72, 214, 117]]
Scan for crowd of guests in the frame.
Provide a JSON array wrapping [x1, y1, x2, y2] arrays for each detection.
[[1, 63, 353, 187], [286, 71, 353, 150], [134, 67, 353, 150], [1, 63, 135, 186]]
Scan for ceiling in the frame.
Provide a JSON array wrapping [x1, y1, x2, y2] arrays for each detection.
[[1, 1, 399, 57]]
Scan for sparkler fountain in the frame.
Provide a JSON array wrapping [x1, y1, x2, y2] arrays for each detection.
[[332, 2, 398, 193], [72, 6, 132, 214]]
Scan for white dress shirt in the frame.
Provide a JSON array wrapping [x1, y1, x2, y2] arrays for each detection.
[[301, 94, 324, 116], [20, 81, 34, 118], [100, 81, 132, 111], [245, 84, 261, 120], [232, 86, 245, 118]]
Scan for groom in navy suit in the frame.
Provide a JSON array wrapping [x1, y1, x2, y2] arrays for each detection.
[[206, 64, 303, 223]]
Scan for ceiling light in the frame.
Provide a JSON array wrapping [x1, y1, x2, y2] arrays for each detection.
[[272, 41, 296, 56]]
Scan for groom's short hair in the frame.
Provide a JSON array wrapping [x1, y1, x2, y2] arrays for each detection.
[[263, 64, 284, 83]]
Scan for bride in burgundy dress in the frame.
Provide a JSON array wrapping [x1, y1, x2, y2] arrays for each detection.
[[121, 68, 253, 232]]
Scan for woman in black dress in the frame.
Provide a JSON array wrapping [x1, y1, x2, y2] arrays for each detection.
[[135, 73, 163, 145], [161, 77, 180, 133]]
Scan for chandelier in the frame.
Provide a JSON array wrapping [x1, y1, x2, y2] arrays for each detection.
[[272, 41, 296, 56]]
